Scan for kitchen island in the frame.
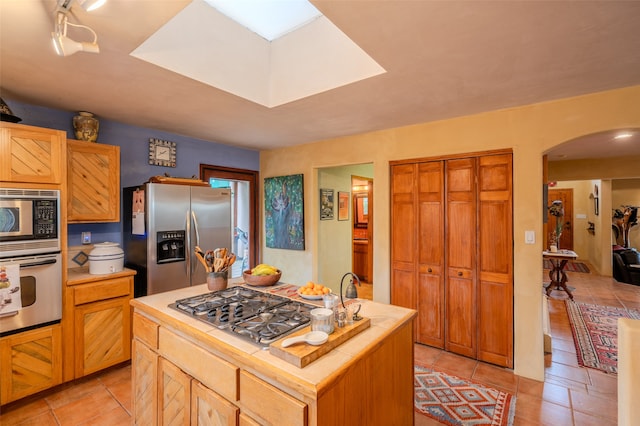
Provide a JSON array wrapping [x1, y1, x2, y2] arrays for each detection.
[[130, 280, 416, 426]]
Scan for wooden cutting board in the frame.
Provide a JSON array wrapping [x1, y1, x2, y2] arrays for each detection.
[[269, 317, 371, 368], [148, 176, 210, 186]]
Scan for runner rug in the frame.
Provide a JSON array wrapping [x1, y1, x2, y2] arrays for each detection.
[[565, 300, 640, 374], [543, 259, 590, 273], [414, 366, 516, 426]]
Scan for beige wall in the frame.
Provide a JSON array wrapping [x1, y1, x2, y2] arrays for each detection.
[[260, 85, 640, 380], [317, 163, 373, 289]]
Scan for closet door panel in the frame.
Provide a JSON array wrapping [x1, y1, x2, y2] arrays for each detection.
[[445, 158, 477, 357], [391, 164, 417, 310], [477, 154, 513, 367], [445, 275, 475, 357], [416, 161, 445, 346]]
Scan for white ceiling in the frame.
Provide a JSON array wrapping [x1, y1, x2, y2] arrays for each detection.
[[1, 0, 639, 159]]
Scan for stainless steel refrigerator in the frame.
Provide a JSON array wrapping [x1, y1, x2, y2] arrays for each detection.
[[123, 183, 231, 296]]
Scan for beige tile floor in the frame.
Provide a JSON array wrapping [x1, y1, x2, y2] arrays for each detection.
[[1, 264, 637, 425]]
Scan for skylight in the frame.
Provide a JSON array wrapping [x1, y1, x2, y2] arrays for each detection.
[[131, 0, 386, 107], [204, 0, 322, 41]]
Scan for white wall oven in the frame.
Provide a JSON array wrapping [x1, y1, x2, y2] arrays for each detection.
[[0, 188, 62, 336]]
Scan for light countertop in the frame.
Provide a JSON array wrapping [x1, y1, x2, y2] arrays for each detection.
[[130, 278, 416, 388], [67, 267, 136, 285]]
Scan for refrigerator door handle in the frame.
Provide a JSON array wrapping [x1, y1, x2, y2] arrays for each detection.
[[192, 210, 201, 248], [185, 209, 191, 283]]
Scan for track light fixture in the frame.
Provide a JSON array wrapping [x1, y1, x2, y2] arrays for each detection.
[[51, 0, 105, 57], [57, 0, 107, 13]]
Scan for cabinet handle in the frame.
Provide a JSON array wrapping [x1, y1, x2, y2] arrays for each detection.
[[457, 271, 463, 276], [428, 268, 432, 273]]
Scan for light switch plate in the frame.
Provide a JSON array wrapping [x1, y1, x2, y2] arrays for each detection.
[[525, 230, 535, 244]]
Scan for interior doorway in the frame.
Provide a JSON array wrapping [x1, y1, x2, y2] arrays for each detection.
[[200, 164, 259, 278], [547, 188, 574, 251], [352, 176, 373, 289], [316, 163, 373, 297]]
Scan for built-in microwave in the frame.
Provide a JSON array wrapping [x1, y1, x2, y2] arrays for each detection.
[[0, 188, 60, 258]]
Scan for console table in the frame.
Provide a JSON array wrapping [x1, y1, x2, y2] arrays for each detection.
[[543, 250, 578, 299]]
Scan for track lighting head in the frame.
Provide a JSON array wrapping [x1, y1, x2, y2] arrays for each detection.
[[57, 0, 107, 13], [51, 11, 100, 57], [52, 31, 100, 56]]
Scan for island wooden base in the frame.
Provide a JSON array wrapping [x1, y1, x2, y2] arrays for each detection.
[[131, 299, 415, 426]]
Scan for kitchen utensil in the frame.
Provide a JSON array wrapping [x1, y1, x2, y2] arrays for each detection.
[[280, 331, 328, 348], [213, 258, 225, 272], [194, 248, 210, 272]]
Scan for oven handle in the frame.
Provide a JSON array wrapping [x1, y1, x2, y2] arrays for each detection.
[[20, 258, 57, 269], [0, 311, 19, 318]]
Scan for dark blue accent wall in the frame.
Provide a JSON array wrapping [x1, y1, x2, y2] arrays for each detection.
[[6, 100, 260, 246]]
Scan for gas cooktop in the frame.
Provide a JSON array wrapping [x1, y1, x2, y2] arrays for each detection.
[[168, 286, 315, 347]]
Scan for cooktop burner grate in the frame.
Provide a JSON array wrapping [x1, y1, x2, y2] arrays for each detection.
[[168, 286, 314, 347]]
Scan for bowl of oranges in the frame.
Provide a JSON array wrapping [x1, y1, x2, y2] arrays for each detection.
[[298, 281, 331, 300]]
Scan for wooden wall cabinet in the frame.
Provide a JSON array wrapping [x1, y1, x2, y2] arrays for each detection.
[[353, 240, 369, 282], [67, 139, 120, 223], [391, 151, 513, 368], [0, 324, 63, 405], [66, 270, 134, 379], [0, 122, 65, 184]]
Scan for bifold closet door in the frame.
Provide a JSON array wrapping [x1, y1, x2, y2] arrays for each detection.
[[416, 161, 445, 347], [444, 158, 477, 358], [390, 164, 417, 318], [477, 154, 513, 368]]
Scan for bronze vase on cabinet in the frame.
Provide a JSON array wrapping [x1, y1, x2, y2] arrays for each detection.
[[73, 111, 99, 142]]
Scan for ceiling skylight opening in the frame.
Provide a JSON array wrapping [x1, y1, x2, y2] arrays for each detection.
[[204, 0, 322, 41]]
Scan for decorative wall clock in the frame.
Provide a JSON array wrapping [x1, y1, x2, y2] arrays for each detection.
[[149, 138, 176, 167]]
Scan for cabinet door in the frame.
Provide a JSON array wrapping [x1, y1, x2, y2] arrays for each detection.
[[159, 358, 191, 426], [239, 371, 307, 426], [191, 381, 238, 426], [477, 154, 513, 368], [352, 242, 368, 282], [0, 123, 64, 184], [74, 296, 131, 377], [67, 139, 120, 222], [416, 161, 445, 347], [133, 339, 158, 426], [238, 414, 260, 426], [390, 164, 417, 311], [0, 324, 62, 405], [445, 158, 477, 358]]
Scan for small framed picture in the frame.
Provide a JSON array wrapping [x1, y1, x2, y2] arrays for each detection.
[[320, 188, 334, 220], [338, 191, 349, 221]]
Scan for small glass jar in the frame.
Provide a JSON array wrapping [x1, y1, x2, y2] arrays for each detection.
[[310, 308, 335, 334]]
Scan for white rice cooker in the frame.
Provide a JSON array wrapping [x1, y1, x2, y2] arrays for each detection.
[[89, 242, 124, 275]]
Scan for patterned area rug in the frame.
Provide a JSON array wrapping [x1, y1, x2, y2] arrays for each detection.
[[565, 301, 640, 374], [543, 260, 590, 273], [414, 366, 516, 426]]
